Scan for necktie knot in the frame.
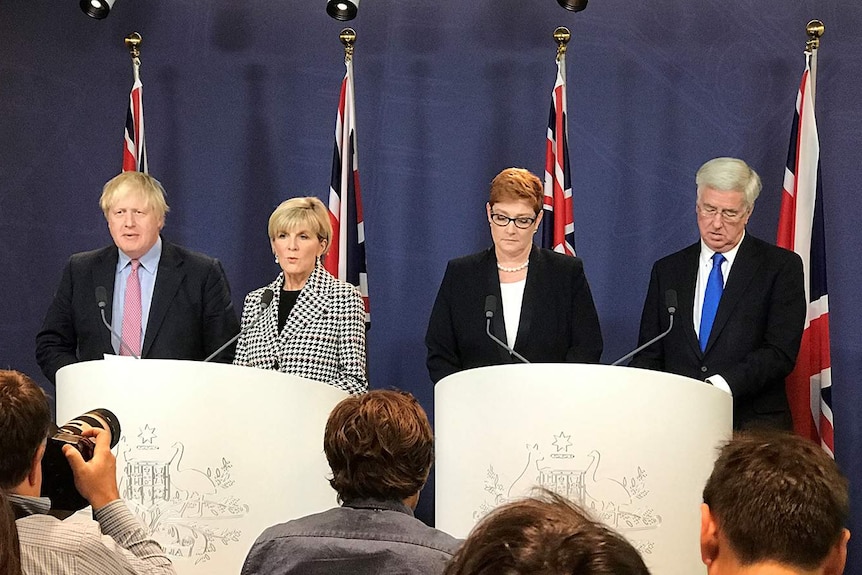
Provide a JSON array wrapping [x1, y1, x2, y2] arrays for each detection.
[[712, 253, 725, 267], [130, 259, 141, 272]]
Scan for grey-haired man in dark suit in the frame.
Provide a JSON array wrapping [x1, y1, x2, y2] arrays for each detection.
[[631, 157, 806, 430]]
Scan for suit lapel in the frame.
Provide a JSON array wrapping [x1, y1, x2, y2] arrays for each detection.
[[280, 265, 331, 346], [484, 249, 510, 364], [705, 235, 760, 353], [514, 246, 539, 352], [677, 243, 703, 359], [92, 247, 119, 354], [142, 241, 185, 357]]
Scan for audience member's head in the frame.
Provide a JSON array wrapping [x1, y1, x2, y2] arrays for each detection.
[[0, 370, 52, 491], [0, 490, 22, 575], [701, 431, 850, 575], [324, 389, 434, 506], [443, 490, 651, 575]]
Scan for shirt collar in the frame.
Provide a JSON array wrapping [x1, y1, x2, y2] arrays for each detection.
[[7, 493, 51, 518], [341, 497, 414, 517], [117, 236, 163, 274]]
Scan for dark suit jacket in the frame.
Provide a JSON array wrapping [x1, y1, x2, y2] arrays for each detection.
[[425, 246, 603, 383], [630, 234, 805, 430], [35, 240, 240, 383]]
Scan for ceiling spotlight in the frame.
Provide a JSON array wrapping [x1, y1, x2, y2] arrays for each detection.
[[557, 0, 588, 11], [80, 0, 116, 19], [326, 0, 359, 21]]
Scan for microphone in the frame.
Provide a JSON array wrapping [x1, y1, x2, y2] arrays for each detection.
[[204, 288, 275, 363], [95, 286, 140, 359], [484, 295, 530, 364], [611, 289, 677, 366]]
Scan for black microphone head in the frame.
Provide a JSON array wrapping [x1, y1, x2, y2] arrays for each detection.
[[665, 289, 678, 314], [260, 288, 275, 308], [484, 295, 497, 319], [95, 286, 108, 309]]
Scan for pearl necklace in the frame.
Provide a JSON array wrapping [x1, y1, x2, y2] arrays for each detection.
[[496, 260, 529, 273]]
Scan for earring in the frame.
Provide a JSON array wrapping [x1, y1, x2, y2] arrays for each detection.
[[274, 255, 278, 264]]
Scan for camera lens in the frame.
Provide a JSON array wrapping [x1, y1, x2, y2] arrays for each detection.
[[56, 408, 121, 448]]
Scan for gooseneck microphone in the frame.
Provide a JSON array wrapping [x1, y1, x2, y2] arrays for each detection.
[[484, 295, 530, 364], [203, 288, 275, 363], [95, 286, 140, 359], [611, 289, 678, 367]]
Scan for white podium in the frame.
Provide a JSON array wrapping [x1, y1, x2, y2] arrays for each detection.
[[56, 359, 347, 575], [435, 363, 732, 575]]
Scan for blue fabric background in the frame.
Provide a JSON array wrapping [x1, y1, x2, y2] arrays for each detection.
[[1, 0, 859, 567]]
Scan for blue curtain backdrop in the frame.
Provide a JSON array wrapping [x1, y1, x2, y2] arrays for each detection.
[[1, 0, 860, 568]]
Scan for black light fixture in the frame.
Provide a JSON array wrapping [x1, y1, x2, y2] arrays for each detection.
[[80, 0, 116, 19], [557, 0, 588, 12], [326, 0, 359, 21]]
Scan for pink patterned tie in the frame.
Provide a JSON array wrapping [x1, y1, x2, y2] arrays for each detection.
[[120, 259, 142, 356]]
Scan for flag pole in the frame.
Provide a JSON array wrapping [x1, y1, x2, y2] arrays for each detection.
[[805, 20, 824, 106], [122, 32, 148, 173], [543, 27, 576, 255]]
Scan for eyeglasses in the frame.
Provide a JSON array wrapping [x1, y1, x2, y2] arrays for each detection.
[[696, 203, 748, 223], [490, 212, 537, 229]]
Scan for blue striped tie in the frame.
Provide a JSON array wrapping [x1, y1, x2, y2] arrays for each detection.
[[699, 253, 725, 352]]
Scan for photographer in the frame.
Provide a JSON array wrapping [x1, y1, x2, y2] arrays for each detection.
[[0, 369, 175, 575]]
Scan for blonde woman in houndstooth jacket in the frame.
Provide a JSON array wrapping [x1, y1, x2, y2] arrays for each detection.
[[234, 197, 367, 394]]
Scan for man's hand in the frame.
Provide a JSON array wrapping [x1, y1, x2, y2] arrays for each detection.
[[62, 427, 121, 511]]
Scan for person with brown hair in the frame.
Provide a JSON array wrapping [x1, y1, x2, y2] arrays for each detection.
[[0, 369, 174, 574], [0, 491, 22, 575], [700, 431, 850, 575], [425, 167, 602, 383], [444, 490, 650, 575], [241, 389, 459, 574]]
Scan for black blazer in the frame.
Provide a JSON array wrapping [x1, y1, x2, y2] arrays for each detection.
[[35, 240, 240, 383], [630, 234, 805, 430], [425, 246, 603, 383]]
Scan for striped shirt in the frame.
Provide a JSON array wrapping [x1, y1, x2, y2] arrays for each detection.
[[11, 495, 174, 575]]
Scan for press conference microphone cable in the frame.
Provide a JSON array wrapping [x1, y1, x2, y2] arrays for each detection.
[[95, 286, 141, 359], [203, 288, 275, 363], [611, 289, 678, 367], [484, 295, 530, 364]]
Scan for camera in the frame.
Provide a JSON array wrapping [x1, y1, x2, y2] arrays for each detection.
[[41, 408, 121, 516]]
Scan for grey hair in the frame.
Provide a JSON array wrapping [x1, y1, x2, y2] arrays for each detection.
[[695, 157, 761, 209]]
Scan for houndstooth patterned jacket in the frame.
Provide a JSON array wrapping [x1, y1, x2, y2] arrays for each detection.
[[234, 264, 367, 394]]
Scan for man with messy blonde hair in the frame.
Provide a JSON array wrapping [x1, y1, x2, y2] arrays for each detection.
[[36, 171, 239, 382]]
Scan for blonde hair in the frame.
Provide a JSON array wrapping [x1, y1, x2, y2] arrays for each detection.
[[99, 172, 170, 220], [268, 196, 332, 255]]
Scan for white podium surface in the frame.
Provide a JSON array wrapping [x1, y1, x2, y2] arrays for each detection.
[[435, 363, 732, 575], [56, 359, 347, 575]]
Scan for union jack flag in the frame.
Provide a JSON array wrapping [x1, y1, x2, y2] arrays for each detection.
[[325, 55, 370, 324], [776, 50, 833, 456], [541, 49, 575, 256], [122, 57, 147, 172]]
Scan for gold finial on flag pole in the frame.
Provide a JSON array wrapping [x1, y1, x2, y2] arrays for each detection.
[[125, 32, 142, 62], [340, 28, 356, 62], [805, 20, 824, 52], [553, 27, 571, 61]]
